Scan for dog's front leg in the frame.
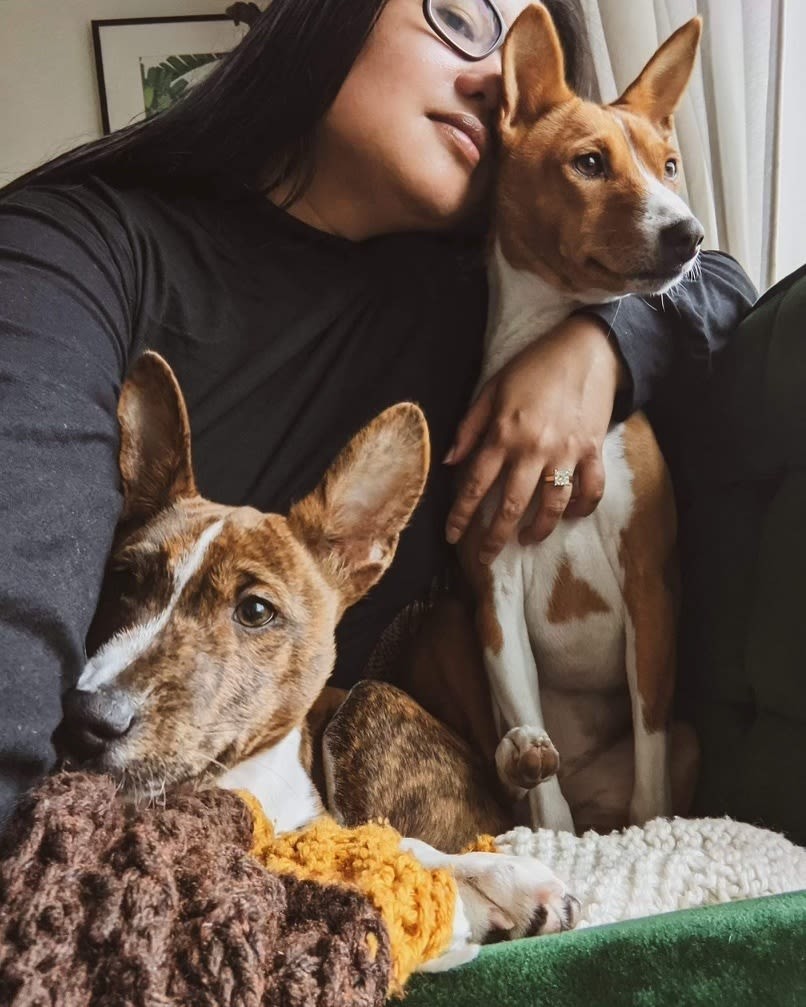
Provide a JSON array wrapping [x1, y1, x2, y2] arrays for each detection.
[[619, 414, 677, 826], [622, 572, 675, 825], [479, 539, 575, 832], [400, 836, 579, 972]]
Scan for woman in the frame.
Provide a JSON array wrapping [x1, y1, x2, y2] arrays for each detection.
[[0, 0, 754, 822]]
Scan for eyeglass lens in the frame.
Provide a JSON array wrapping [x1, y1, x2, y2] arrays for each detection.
[[427, 0, 503, 60]]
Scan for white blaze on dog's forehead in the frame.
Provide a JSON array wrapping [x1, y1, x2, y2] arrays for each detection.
[[613, 113, 692, 232], [77, 518, 226, 692]]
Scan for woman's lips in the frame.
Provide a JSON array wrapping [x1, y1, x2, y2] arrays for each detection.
[[430, 113, 488, 169]]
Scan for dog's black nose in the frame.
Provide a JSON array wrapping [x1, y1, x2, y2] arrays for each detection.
[[659, 218, 704, 269], [55, 688, 135, 762]]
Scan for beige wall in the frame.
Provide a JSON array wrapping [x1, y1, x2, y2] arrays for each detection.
[[0, 0, 229, 184]]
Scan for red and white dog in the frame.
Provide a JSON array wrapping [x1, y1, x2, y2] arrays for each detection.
[[461, 7, 703, 834]]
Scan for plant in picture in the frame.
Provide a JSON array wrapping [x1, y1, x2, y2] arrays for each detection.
[[137, 5, 261, 118], [139, 54, 224, 118]]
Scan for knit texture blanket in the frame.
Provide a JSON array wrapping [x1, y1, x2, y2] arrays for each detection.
[[0, 773, 466, 1004], [241, 791, 457, 993], [490, 816, 806, 927], [0, 773, 391, 1007]]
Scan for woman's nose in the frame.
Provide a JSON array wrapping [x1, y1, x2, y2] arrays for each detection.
[[455, 55, 503, 115]]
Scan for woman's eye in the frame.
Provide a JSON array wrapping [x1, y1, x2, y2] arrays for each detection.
[[665, 158, 678, 180], [573, 153, 606, 179], [437, 6, 478, 41], [234, 595, 277, 629]]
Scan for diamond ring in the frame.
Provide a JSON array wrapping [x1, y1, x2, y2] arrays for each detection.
[[544, 468, 573, 488]]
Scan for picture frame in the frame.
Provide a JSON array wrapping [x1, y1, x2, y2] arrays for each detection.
[[91, 15, 250, 134]]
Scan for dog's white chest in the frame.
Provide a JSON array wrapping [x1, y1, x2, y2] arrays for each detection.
[[218, 728, 324, 832]]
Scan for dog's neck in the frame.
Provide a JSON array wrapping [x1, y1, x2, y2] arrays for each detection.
[[481, 237, 618, 388], [218, 728, 324, 833], [481, 238, 580, 385]]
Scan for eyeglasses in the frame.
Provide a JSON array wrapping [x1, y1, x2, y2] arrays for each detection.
[[422, 0, 506, 62]]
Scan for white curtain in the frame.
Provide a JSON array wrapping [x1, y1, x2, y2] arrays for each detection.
[[577, 0, 784, 291]]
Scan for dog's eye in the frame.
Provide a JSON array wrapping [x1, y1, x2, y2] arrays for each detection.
[[234, 595, 277, 628], [573, 153, 605, 179], [665, 159, 678, 180], [108, 561, 141, 596]]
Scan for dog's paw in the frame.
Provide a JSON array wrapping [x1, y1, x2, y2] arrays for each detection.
[[452, 851, 580, 942], [399, 837, 579, 973], [496, 726, 560, 795]]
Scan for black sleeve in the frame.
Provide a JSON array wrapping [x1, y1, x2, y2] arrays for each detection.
[[576, 251, 758, 421], [0, 186, 134, 821]]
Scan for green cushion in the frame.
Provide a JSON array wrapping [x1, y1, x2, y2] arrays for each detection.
[[401, 891, 806, 1005], [680, 264, 806, 844]]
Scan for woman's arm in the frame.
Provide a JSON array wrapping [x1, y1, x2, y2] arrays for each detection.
[[0, 185, 133, 821], [580, 251, 757, 420], [444, 251, 757, 560]]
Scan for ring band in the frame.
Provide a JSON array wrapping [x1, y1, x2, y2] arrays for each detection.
[[544, 468, 573, 488]]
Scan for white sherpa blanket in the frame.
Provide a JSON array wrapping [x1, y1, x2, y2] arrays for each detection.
[[494, 817, 806, 928]]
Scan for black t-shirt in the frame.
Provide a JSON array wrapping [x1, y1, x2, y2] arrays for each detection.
[[0, 175, 756, 818], [0, 177, 484, 804]]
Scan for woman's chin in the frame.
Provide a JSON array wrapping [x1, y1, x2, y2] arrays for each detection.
[[410, 173, 486, 231]]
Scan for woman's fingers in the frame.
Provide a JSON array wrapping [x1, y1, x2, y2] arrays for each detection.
[[444, 382, 495, 466], [445, 442, 505, 544], [519, 453, 605, 544], [443, 313, 618, 554], [563, 454, 606, 520], [519, 463, 577, 545], [479, 460, 544, 564]]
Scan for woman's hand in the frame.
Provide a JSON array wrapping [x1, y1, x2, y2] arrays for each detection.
[[444, 314, 627, 564]]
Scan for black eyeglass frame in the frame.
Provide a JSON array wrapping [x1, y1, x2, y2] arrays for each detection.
[[422, 0, 507, 62]]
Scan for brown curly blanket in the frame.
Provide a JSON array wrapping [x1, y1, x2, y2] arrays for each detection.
[[0, 773, 391, 1006]]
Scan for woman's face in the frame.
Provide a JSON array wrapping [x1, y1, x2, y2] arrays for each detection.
[[316, 0, 532, 236]]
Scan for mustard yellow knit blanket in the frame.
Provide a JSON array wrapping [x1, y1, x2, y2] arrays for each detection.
[[239, 791, 461, 994]]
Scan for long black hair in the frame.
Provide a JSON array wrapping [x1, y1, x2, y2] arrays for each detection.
[[0, 0, 592, 204]]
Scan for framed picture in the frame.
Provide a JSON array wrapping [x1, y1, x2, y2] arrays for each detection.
[[92, 15, 250, 134]]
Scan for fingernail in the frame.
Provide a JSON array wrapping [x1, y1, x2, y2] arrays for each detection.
[[443, 447, 456, 465], [446, 527, 460, 544]]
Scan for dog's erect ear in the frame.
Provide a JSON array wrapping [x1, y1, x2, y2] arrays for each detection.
[[613, 17, 702, 138], [288, 403, 430, 612], [116, 351, 197, 528], [501, 4, 573, 131]]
